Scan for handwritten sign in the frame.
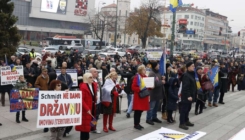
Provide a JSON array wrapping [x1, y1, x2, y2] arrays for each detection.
[[37, 91, 82, 128], [1, 66, 24, 85]]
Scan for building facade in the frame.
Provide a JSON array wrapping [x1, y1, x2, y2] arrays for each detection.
[[12, 0, 95, 41], [203, 9, 232, 51], [162, 6, 206, 50]]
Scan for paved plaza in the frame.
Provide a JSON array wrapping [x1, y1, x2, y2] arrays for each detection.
[[1, 89, 245, 140]]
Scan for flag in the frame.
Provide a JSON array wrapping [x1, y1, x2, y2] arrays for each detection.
[[137, 74, 146, 91], [208, 66, 219, 87], [170, 0, 183, 13], [5, 54, 8, 65], [194, 69, 203, 92], [159, 52, 165, 76]]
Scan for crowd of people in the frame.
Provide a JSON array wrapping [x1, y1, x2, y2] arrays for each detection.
[[0, 48, 244, 140]]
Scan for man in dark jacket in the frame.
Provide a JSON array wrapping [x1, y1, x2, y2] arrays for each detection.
[[146, 62, 165, 125], [179, 61, 196, 130], [24, 62, 36, 87], [57, 67, 73, 90], [219, 62, 228, 104]]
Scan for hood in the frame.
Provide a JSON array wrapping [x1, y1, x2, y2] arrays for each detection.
[[169, 77, 179, 88]]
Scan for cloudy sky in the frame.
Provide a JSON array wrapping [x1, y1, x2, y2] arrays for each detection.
[[95, 0, 244, 33]]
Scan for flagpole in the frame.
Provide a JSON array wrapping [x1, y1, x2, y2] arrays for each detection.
[[170, 11, 176, 57]]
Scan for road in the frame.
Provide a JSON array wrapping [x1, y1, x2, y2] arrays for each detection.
[[1, 89, 245, 140]]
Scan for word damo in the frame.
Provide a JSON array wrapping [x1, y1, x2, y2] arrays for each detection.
[[40, 103, 81, 116]]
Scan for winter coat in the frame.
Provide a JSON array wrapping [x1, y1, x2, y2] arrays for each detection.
[[167, 78, 179, 111], [181, 71, 197, 103], [75, 83, 97, 132], [24, 67, 36, 87], [132, 74, 150, 111], [57, 73, 73, 89], [14, 80, 27, 90], [228, 66, 238, 86], [148, 70, 164, 101]]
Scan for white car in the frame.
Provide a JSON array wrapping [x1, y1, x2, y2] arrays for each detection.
[[98, 52, 115, 61], [107, 48, 126, 56], [41, 47, 64, 55]]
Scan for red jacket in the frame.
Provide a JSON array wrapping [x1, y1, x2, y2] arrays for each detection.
[[132, 74, 149, 111], [75, 82, 97, 132]]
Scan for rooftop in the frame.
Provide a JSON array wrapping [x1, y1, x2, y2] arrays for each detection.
[[102, 3, 117, 9]]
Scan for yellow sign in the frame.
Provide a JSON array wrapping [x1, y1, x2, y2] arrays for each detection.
[[160, 133, 186, 139]]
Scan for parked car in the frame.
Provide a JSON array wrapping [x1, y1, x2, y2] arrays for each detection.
[[98, 52, 115, 61], [126, 46, 141, 54], [41, 47, 64, 55], [107, 48, 126, 56], [16, 47, 41, 57], [82, 49, 102, 58], [70, 47, 84, 54]]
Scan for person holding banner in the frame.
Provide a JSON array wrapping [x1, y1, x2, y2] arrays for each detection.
[[75, 73, 97, 140], [48, 80, 65, 140], [57, 67, 73, 90], [101, 72, 123, 132], [13, 75, 29, 123]]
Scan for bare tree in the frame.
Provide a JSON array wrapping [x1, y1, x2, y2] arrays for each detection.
[[88, 11, 116, 49]]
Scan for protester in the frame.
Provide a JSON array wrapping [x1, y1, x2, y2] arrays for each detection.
[[146, 62, 164, 125], [167, 77, 179, 123], [219, 62, 228, 104], [34, 68, 49, 90], [24, 62, 36, 87], [49, 80, 65, 140], [179, 61, 196, 130], [75, 73, 97, 140], [13, 75, 29, 123], [57, 67, 73, 90], [101, 72, 122, 132], [131, 65, 149, 130]]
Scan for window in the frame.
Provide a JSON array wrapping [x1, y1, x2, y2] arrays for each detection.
[[177, 15, 182, 19], [119, 10, 121, 16], [190, 21, 193, 25], [191, 15, 194, 19], [202, 17, 204, 21], [194, 22, 197, 26], [126, 10, 128, 17], [195, 16, 198, 19], [184, 15, 189, 19]]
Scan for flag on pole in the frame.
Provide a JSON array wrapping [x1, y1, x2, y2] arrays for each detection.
[[5, 54, 8, 66], [208, 66, 219, 88], [159, 52, 166, 76], [194, 69, 203, 92], [170, 0, 183, 13]]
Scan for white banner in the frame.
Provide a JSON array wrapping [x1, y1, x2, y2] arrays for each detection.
[[85, 70, 103, 85], [1, 66, 24, 85], [146, 49, 163, 60], [229, 128, 245, 140], [56, 69, 78, 87], [134, 127, 206, 140], [37, 91, 82, 128]]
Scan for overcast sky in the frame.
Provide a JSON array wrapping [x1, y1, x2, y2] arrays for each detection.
[[95, 0, 244, 33]]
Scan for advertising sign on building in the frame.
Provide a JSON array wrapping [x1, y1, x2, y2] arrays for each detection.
[[37, 91, 82, 128], [1, 66, 24, 85], [74, 0, 88, 16], [41, 0, 67, 14]]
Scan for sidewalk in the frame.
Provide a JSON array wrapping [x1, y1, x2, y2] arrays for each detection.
[[1, 90, 245, 140]]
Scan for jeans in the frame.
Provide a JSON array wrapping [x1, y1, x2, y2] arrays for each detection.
[[127, 94, 132, 107], [209, 88, 220, 103], [127, 95, 134, 114], [146, 100, 159, 121]]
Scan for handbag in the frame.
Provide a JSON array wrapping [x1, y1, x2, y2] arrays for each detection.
[[202, 81, 214, 91], [139, 89, 150, 98]]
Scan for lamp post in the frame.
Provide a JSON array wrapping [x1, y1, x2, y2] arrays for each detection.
[[222, 19, 233, 53], [114, 0, 118, 47]]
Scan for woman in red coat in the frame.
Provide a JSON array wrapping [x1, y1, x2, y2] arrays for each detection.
[[75, 73, 97, 140], [132, 65, 150, 130]]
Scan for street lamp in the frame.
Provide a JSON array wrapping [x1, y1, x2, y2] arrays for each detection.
[[222, 19, 234, 53], [98, 1, 106, 13]]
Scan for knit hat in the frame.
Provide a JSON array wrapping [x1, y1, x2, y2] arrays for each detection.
[[151, 62, 158, 69], [196, 66, 202, 71], [186, 61, 194, 68], [166, 63, 171, 69]]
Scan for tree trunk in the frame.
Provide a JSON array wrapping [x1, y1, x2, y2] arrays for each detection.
[[141, 37, 147, 48]]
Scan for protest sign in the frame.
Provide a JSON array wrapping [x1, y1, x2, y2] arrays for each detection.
[[10, 88, 39, 112], [145, 49, 163, 60], [134, 127, 206, 140], [229, 128, 245, 140], [56, 69, 78, 87], [85, 70, 103, 85], [1, 66, 24, 85], [37, 90, 82, 128]]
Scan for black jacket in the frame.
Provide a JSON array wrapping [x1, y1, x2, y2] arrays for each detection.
[[181, 71, 197, 103], [120, 71, 134, 94]]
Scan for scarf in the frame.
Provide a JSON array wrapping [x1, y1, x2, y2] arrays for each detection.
[[137, 74, 146, 91], [102, 78, 115, 102]]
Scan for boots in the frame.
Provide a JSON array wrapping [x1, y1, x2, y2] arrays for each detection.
[[179, 124, 189, 130], [16, 112, 20, 123], [22, 111, 29, 122], [1, 93, 5, 106], [162, 112, 167, 120], [103, 114, 108, 133], [108, 114, 116, 131], [208, 102, 212, 107]]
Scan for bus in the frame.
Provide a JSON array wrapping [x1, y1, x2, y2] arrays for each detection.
[[44, 35, 82, 50], [81, 39, 107, 50]]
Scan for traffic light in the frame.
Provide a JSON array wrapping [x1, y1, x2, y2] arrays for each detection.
[[238, 31, 240, 36]]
